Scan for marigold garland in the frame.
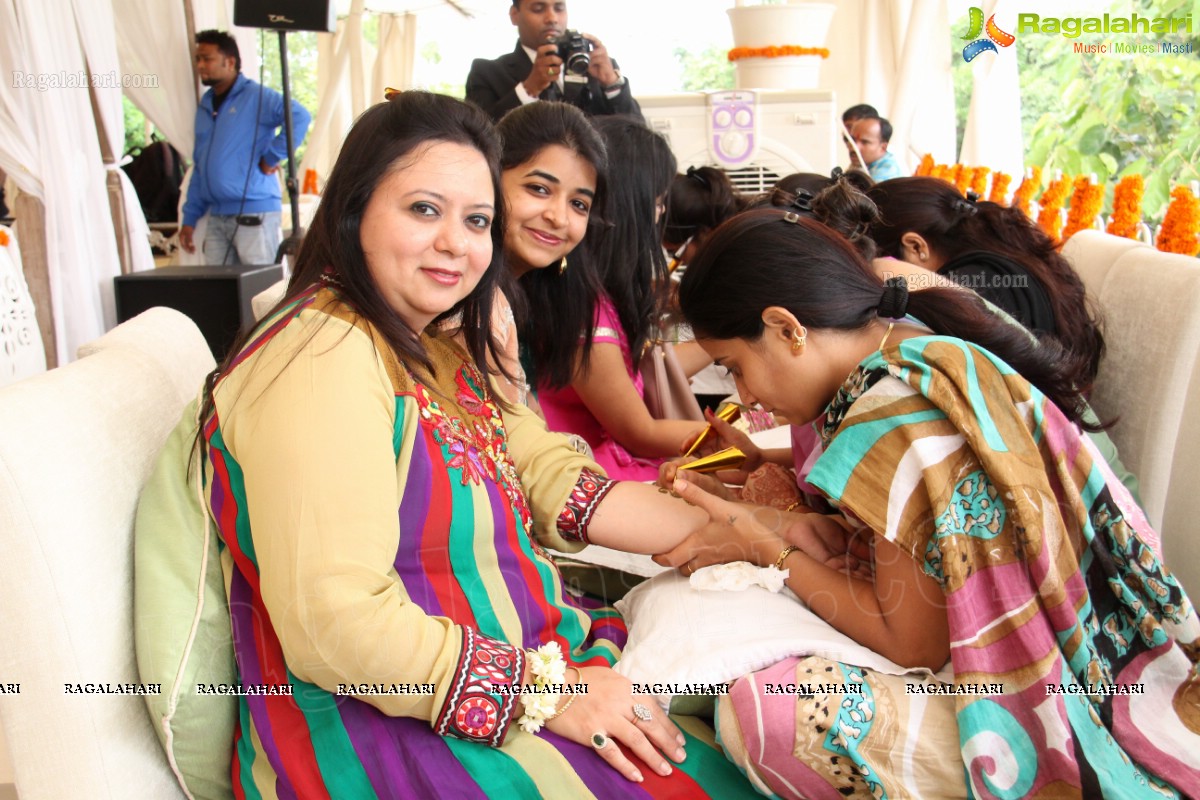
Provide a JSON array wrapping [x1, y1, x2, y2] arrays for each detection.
[[1105, 175, 1144, 240], [302, 169, 319, 195], [1036, 173, 1071, 239], [1062, 176, 1105, 240], [1012, 166, 1043, 218], [945, 164, 964, 192], [930, 163, 950, 182], [1156, 185, 1200, 256], [0, 229, 8, 247], [727, 46, 830, 61], [989, 172, 1012, 205], [915, 154, 935, 177], [970, 167, 990, 197]]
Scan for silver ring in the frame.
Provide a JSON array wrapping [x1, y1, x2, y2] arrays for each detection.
[[591, 731, 610, 749], [632, 703, 653, 723]]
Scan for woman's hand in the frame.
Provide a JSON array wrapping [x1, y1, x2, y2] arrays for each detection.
[[657, 458, 733, 501], [654, 477, 872, 578], [544, 666, 686, 783]]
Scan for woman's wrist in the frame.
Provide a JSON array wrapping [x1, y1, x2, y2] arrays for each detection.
[[518, 642, 571, 734]]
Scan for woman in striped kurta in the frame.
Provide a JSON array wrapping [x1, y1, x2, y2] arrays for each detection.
[[200, 92, 752, 798], [659, 209, 1199, 798]]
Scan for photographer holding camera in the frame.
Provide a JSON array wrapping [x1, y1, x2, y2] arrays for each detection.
[[466, 0, 642, 122]]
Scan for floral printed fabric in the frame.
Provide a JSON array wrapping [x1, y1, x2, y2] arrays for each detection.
[[806, 336, 1200, 798], [722, 335, 1200, 799]]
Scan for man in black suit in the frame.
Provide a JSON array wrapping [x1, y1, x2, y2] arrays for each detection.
[[466, 0, 642, 122]]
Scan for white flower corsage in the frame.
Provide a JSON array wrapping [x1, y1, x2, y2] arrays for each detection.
[[517, 642, 570, 734]]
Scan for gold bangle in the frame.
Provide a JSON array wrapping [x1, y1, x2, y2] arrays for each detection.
[[784, 500, 804, 513], [544, 667, 581, 722], [773, 545, 799, 571]]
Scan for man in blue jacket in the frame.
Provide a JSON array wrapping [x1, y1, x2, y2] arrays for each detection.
[[180, 30, 311, 265]]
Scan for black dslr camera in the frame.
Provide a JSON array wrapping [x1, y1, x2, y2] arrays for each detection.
[[550, 30, 593, 76]]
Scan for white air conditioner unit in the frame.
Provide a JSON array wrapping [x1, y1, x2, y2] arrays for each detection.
[[638, 89, 840, 195]]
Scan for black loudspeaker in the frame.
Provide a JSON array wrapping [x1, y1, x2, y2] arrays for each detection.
[[233, 0, 335, 32], [115, 264, 283, 360]]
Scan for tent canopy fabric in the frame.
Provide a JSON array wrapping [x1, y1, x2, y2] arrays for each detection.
[[0, 0, 985, 370]]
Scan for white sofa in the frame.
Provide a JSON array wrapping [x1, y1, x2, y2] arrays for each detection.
[[1062, 230, 1200, 598], [0, 308, 212, 800]]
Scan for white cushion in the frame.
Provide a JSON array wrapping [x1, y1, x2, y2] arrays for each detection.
[[250, 279, 287, 321], [0, 309, 212, 799], [613, 570, 949, 711]]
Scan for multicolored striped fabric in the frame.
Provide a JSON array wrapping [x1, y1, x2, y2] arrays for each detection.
[[204, 286, 749, 798], [720, 335, 1199, 799]]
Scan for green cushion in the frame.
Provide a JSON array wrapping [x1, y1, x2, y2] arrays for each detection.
[[133, 399, 236, 800]]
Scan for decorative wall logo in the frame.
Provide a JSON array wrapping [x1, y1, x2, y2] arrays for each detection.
[[961, 7, 1016, 61]]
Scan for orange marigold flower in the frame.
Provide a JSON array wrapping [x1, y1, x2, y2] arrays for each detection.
[[1105, 175, 1144, 240], [953, 164, 971, 195], [0, 229, 8, 247], [970, 167, 990, 197], [1062, 176, 1105, 240], [1037, 173, 1071, 240], [915, 154, 935, 177], [1156, 185, 1200, 256], [989, 172, 1012, 204], [1012, 166, 1043, 218]]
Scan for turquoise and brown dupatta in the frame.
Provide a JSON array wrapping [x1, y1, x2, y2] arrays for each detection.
[[807, 336, 1200, 799]]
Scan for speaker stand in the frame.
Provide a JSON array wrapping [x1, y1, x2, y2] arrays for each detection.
[[275, 29, 303, 269]]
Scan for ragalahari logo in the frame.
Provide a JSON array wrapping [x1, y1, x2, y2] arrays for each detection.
[[962, 7, 1016, 61]]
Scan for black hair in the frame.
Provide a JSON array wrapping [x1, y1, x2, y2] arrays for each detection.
[[498, 101, 610, 389], [662, 166, 746, 250], [680, 209, 1098, 430], [197, 91, 509, 453], [866, 176, 1105, 384], [588, 115, 677, 360], [761, 171, 879, 260], [856, 116, 893, 143], [195, 29, 241, 72], [842, 103, 878, 123]]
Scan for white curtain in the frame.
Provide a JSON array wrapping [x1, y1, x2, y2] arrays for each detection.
[[0, 7, 44, 200], [114, 0, 197, 154], [0, 0, 124, 363], [373, 13, 417, 101], [73, 0, 155, 276], [299, 0, 372, 188], [824, 0, 957, 170], [957, 0, 1023, 176]]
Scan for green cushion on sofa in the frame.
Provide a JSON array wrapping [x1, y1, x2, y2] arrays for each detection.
[[133, 399, 236, 800]]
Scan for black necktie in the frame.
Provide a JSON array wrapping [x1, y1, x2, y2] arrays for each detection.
[[540, 82, 562, 102]]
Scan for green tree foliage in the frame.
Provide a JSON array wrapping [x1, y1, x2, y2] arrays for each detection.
[[953, 0, 1200, 222], [123, 95, 148, 155], [674, 44, 735, 92], [259, 30, 319, 165]]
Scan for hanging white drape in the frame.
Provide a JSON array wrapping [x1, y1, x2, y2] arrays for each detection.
[[372, 13, 417, 101], [889, 0, 956, 170], [958, 0, 1023, 177], [0, 9, 44, 200], [0, 0, 124, 364], [824, 0, 957, 170], [114, 0, 198, 154], [299, 0, 372, 188], [72, 0, 155, 276]]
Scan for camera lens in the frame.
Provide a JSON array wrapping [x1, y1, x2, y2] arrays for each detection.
[[565, 52, 590, 75]]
